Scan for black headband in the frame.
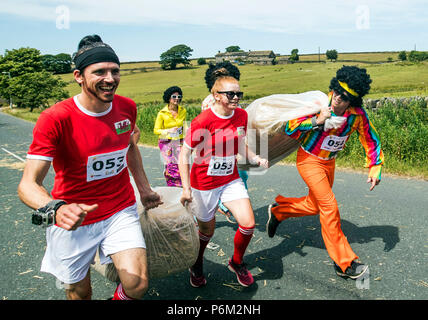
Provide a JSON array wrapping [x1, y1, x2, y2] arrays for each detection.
[[74, 46, 120, 71]]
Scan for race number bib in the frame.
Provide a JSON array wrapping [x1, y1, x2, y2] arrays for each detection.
[[207, 155, 235, 176], [87, 146, 129, 182], [320, 135, 348, 152]]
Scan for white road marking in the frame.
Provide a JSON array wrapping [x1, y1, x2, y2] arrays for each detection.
[[1, 147, 25, 162]]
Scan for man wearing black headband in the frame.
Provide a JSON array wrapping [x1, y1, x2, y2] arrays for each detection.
[[18, 35, 162, 300], [73, 39, 121, 106]]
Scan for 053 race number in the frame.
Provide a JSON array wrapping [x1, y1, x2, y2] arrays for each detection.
[[87, 146, 129, 182], [207, 155, 235, 176], [320, 135, 348, 152]]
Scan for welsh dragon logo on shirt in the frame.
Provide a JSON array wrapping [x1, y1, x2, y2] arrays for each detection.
[[114, 119, 131, 135]]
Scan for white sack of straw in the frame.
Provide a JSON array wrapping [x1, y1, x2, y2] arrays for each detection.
[[92, 179, 199, 281], [239, 91, 329, 171]]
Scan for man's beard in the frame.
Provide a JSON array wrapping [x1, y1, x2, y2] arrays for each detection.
[[86, 84, 116, 103]]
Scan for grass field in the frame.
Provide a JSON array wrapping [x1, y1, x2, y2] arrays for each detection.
[[297, 51, 401, 62], [58, 52, 428, 105]]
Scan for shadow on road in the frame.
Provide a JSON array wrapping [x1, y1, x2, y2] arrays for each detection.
[[252, 205, 400, 252], [142, 205, 399, 300]]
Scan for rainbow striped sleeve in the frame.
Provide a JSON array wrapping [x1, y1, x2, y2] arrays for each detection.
[[285, 115, 314, 140], [354, 108, 384, 180]]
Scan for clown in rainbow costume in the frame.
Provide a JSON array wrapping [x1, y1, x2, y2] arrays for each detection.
[[267, 65, 384, 280]]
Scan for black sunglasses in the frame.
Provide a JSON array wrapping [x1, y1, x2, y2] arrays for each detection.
[[217, 91, 244, 100], [171, 95, 182, 99], [334, 90, 350, 102]]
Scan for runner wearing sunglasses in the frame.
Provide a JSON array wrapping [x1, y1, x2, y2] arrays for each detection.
[[154, 86, 187, 187], [179, 69, 268, 287], [266, 65, 384, 280], [202, 62, 249, 223]]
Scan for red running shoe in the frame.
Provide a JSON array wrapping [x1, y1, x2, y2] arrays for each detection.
[[227, 259, 254, 287], [189, 265, 207, 288]]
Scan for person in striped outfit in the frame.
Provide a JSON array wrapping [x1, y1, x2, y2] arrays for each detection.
[[266, 65, 384, 280]]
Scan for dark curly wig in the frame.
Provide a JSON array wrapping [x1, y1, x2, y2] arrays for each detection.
[[204, 61, 240, 91], [163, 86, 183, 103], [329, 65, 372, 107]]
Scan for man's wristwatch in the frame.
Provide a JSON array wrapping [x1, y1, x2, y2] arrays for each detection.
[[32, 200, 67, 227]]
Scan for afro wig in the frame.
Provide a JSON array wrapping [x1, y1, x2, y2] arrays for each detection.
[[204, 61, 240, 91], [329, 65, 372, 107], [163, 86, 183, 103]]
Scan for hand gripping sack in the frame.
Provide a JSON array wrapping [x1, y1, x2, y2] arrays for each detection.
[[92, 180, 199, 281], [238, 91, 328, 171]]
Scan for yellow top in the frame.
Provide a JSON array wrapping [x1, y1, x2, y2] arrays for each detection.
[[153, 105, 187, 140]]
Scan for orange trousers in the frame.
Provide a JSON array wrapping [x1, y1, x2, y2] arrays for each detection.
[[272, 147, 358, 272]]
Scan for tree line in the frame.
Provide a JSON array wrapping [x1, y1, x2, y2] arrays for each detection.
[[159, 44, 428, 69], [0, 48, 69, 111]]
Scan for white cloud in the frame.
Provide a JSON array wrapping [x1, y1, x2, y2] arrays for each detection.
[[1, 0, 426, 34]]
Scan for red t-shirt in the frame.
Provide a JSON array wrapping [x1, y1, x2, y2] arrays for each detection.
[[27, 95, 137, 225], [184, 107, 247, 190]]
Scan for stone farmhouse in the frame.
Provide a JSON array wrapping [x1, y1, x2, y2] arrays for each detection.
[[275, 55, 293, 64], [215, 50, 276, 65]]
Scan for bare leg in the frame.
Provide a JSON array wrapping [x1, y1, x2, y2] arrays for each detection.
[[65, 270, 92, 300], [111, 248, 149, 299]]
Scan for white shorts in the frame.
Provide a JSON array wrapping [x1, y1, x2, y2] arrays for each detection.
[[191, 178, 249, 222], [40, 203, 145, 284]]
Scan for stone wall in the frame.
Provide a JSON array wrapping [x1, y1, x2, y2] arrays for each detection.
[[215, 50, 276, 65], [363, 96, 428, 109]]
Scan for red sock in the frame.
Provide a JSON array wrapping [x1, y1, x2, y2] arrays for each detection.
[[232, 225, 255, 265], [194, 231, 213, 268], [112, 283, 134, 300]]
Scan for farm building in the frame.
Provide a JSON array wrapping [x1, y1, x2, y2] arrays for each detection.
[[215, 50, 276, 65], [248, 50, 276, 65], [214, 51, 247, 64], [275, 55, 293, 64]]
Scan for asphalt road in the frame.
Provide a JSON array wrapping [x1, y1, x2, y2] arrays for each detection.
[[0, 111, 427, 301]]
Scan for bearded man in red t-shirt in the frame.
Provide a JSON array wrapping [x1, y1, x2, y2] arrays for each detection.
[[18, 35, 162, 300]]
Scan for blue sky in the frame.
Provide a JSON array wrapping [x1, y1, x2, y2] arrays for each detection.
[[0, 0, 427, 62]]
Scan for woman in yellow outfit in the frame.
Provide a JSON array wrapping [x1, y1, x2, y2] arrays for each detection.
[[154, 86, 187, 186], [267, 66, 383, 280]]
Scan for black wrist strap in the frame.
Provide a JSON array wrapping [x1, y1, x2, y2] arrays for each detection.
[[32, 200, 66, 227], [48, 200, 67, 213]]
